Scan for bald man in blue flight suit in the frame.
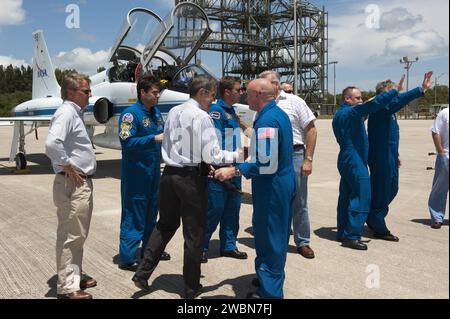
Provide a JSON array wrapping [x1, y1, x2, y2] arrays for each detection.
[[201, 77, 248, 263], [332, 79, 403, 251], [215, 78, 295, 299], [367, 72, 433, 241], [118, 75, 170, 270]]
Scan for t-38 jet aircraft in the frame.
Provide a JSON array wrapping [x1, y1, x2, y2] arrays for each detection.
[[0, 2, 254, 170]]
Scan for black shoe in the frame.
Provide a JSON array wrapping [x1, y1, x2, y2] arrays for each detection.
[[373, 231, 399, 242], [246, 291, 262, 299], [431, 221, 443, 229], [251, 278, 260, 287], [341, 239, 368, 250], [200, 251, 208, 264], [132, 275, 150, 291], [118, 262, 139, 271], [185, 285, 203, 299], [220, 249, 248, 259], [160, 251, 171, 261]]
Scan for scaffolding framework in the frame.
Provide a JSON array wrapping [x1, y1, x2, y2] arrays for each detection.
[[176, 0, 328, 108]]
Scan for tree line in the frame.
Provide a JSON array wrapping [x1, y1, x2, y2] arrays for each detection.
[[0, 65, 78, 116], [0, 63, 448, 117]]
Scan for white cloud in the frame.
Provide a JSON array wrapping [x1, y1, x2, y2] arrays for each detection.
[[328, 0, 449, 67], [0, 0, 26, 26], [0, 55, 28, 67], [384, 30, 447, 57], [52, 48, 110, 75], [378, 7, 422, 32]]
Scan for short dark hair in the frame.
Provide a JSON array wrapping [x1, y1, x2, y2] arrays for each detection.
[[137, 74, 160, 100], [375, 80, 395, 94], [342, 86, 358, 101], [218, 76, 240, 98], [188, 74, 217, 97]]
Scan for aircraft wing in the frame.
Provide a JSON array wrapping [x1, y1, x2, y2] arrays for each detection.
[[0, 116, 52, 122]]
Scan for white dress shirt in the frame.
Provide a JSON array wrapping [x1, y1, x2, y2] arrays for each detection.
[[276, 90, 316, 146], [162, 98, 237, 167], [431, 107, 449, 158], [45, 101, 96, 175]]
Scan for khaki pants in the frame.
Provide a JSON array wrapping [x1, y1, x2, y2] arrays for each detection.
[[53, 174, 93, 294]]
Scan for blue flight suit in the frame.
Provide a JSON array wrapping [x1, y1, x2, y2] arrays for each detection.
[[238, 100, 295, 299], [204, 99, 242, 252], [332, 89, 399, 241], [367, 87, 424, 234], [118, 101, 164, 264]]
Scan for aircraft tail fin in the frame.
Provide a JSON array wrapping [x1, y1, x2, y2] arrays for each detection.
[[32, 30, 60, 100]]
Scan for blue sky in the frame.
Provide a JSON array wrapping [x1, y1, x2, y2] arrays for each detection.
[[0, 0, 448, 93]]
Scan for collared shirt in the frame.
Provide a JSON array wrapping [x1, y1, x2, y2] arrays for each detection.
[[431, 107, 449, 158], [276, 90, 316, 146], [45, 101, 96, 175], [161, 98, 237, 167]]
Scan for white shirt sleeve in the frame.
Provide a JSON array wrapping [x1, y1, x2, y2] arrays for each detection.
[[293, 95, 316, 130], [198, 115, 236, 164], [45, 111, 73, 167], [432, 111, 444, 134]]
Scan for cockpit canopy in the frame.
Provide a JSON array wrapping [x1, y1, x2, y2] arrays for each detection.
[[107, 3, 212, 84]]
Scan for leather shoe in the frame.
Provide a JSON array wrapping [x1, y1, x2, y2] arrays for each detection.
[[160, 251, 171, 261], [80, 276, 97, 289], [373, 231, 399, 242], [297, 246, 315, 259], [185, 284, 203, 299], [220, 249, 248, 259], [251, 278, 260, 287], [246, 291, 262, 299], [132, 275, 150, 291], [57, 290, 92, 299], [118, 262, 139, 271], [341, 239, 368, 250], [200, 251, 208, 264], [431, 221, 443, 229]]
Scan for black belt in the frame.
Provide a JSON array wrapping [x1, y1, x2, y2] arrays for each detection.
[[293, 144, 305, 151], [164, 165, 201, 175], [58, 172, 94, 179]]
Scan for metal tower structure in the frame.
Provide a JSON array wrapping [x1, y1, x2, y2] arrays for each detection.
[[175, 0, 328, 108]]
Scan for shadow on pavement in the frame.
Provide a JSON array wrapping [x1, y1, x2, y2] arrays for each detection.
[[0, 153, 122, 180], [411, 218, 449, 226]]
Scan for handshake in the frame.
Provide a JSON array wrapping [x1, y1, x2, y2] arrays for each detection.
[[209, 146, 248, 182], [209, 165, 240, 182]]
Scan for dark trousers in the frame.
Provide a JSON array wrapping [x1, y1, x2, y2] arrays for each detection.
[[135, 166, 207, 290]]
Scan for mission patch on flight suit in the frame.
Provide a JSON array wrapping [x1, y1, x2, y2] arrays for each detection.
[[120, 113, 134, 140]]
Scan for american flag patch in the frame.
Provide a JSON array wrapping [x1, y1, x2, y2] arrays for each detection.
[[257, 127, 276, 139]]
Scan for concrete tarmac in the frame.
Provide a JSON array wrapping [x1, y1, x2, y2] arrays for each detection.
[[0, 120, 448, 299]]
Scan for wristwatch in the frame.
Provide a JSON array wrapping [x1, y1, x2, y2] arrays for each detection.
[[305, 156, 313, 162]]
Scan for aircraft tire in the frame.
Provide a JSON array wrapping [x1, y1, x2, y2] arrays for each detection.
[[15, 152, 27, 170]]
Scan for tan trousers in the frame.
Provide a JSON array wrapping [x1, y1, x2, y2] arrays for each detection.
[[53, 174, 93, 294]]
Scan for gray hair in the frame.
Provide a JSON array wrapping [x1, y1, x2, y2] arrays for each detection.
[[188, 74, 217, 97], [259, 70, 281, 82], [376, 79, 395, 94], [61, 73, 91, 100]]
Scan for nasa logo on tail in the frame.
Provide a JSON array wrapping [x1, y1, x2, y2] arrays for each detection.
[[35, 62, 48, 78]]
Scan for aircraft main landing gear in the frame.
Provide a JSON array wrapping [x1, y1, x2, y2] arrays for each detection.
[[15, 152, 27, 171]]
